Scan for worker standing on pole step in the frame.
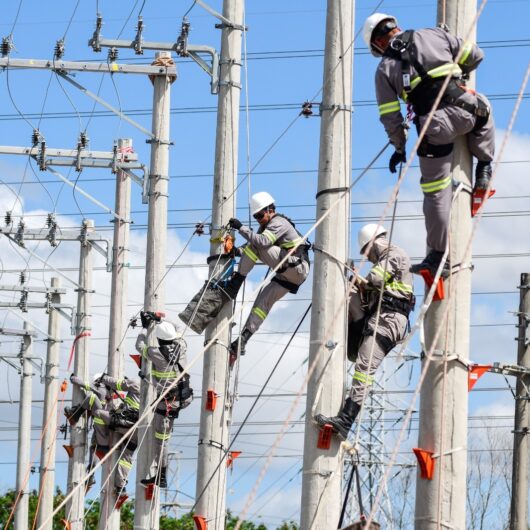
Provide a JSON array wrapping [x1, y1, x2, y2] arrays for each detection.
[[315, 224, 415, 440], [363, 13, 495, 276], [136, 313, 193, 488], [225, 192, 311, 362]]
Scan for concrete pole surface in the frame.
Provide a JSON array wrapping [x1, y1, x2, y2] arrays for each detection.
[[36, 278, 62, 530], [300, 1, 353, 529], [98, 139, 132, 530], [414, 3, 476, 528], [133, 52, 171, 530], [15, 322, 33, 530], [194, 1, 243, 528], [66, 220, 94, 530], [509, 273, 530, 530]]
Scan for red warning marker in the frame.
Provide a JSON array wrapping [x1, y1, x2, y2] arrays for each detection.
[[193, 515, 208, 530], [472, 188, 495, 217], [130, 354, 142, 369], [144, 483, 155, 501], [418, 269, 445, 301], [468, 364, 492, 391], [63, 445, 74, 458], [115, 493, 129, 510], [413, 448, 435, 480], [317, 424, 334, 450], [226, 451, 242, 470], [206, 389, 218, 411]]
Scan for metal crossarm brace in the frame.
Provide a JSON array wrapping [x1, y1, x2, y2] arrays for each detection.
[[0, 284, 66, 294], [0, 327, 37, 337], [490, 361, 530, 378]]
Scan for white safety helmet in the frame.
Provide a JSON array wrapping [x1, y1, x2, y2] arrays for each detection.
[[362, 13, 398, 57], [250, 191, 275, 215], [92, 372, 104, 386], [358, 223, 387, 254], [155, 321, 178, 341]]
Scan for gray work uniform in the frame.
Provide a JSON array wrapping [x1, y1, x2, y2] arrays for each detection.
[[135, 328, 192, 468], [96, 375, 140, 490], [237, 214, 310, 334], [375, 27, 495, 252], [349, 240, 413, 405]]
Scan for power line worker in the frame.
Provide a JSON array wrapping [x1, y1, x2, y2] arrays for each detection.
[[315, 224, 415, 440], [136, 313, 193, 488], [363, 13, 495, 276], [224, 191, 311, 361]]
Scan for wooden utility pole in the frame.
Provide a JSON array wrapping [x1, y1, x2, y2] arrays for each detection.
[[414, 2, 476, 527], [36, 278, 63, 530], [66, 220, 94, 530], [133, 52, 172, 530], [194, 1, 243, 528], [98, 139, 132, 530], [15, 322, 34, 530], [510, 273, 530, 529], [300, 1, 354, 529]]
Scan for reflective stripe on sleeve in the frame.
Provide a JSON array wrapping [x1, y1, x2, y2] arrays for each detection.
[[458, 42, 473, 65], [242, 246, 258, 262], [378, 100, 401, 116], [155, 432, 171, 441], [420, 175, 452, 193], [251, 307, 267, 320], [125, 396, 140, 410], [93, 417, 106, 426], [142, 346, 148, 359], [353, 371, 374, 385], [119, 459, 133, 469], [89, 394, 96, 407], [372, 265, 392, 281], [116, 379, 123, 392], [262, 230, 277, 244]]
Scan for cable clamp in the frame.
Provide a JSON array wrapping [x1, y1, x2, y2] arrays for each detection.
[[145, 138, 174, 146], [512, 427, 530, 435], [215, 22, 247, 32], [219, 59, 242, 67], [148, 174, 170, 182], [452, 178, 473, 195], [218, 80, 242, 89], [197, 439, 225, 451], [315, 186, 350, 200], [319, 103, 353, 114]]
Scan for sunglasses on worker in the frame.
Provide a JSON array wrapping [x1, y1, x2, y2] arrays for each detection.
[[253, 208, 268, 221]]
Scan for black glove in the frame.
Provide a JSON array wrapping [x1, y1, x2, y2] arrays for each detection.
[[140, 311, 151, 329], [228, 218, 242, 230], [138, 370, 146, 380], [389, 150, 406, 174], [70, 373, 75, 383]]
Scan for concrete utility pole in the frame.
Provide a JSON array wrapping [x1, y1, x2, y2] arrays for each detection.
[[36, 278, 63, 530], [510, 273, 530, 530], [194, 1, 244, 528], [98, 139, 132, 530], [66, 220, 94, 530], [414, 2, 476, 527], [14, 322, 34, 530], [300, 1, 354, 529], [134, 52, 173, 530]]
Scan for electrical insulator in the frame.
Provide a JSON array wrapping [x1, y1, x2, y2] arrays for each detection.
[[79, 132, 89, 149], [1, 36, 13, 58], [19, 270, 26, 285], [32, 128, 41, 146], [108, 47, 118, 63], [54, 39, 65, 60], [46, 212, 55, 228], [5, 211, 12, 226]]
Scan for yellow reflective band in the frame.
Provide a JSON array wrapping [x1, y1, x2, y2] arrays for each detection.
[[372, 265, 392, 282], [155, 432, 171, 441], [89, 394, 96, 407], [458, 42, 473, 65], [252, 307, 267, 320], [386, 281, 414, 294], [151, 369, 177, 379], [84, 382, 90, 391], [280, 238, 304, 249], [116, 380, 123, 392], [242, 246, 258, 262], [378, 100, 401, 116], [420, 175, 452, 193], [125, 396, 140, 410], [93, 417, 106, 426], [353, 371, 374, 385], [262, 230, 277, 244], [142, 346, 148, 359], [119, 459, 133, 469], [427, 63, 462, 79]]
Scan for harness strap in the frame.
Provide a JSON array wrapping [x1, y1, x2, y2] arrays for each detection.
[[271, 275, 300, 294]]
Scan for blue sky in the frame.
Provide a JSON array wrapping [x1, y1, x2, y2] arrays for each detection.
[[0, 0, 529, 527]]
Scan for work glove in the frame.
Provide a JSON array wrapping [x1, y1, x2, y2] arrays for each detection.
[[69, 373, 75, 383], [228, 218, 242, 230], [140, 311, 151, 329], [389, 150, 406, 174]]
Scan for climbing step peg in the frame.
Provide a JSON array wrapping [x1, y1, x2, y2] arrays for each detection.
[[144, 483, 155, 501], [63, 445, 74, 458], [193, 515, 208, 530], [471, 187, 495, 217], [226, 451, 242, 470]]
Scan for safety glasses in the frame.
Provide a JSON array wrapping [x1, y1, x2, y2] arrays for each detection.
[[253, 209, 267, 221]]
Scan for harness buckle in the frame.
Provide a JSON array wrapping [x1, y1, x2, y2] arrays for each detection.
[[390, 38, 407, 52]]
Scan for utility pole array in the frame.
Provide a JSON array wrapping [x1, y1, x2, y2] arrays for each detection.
[[415, 0, 476, 527], [300, 1, 354, 529], [510, 272, 530, 530], [194, 0, 244, 528]]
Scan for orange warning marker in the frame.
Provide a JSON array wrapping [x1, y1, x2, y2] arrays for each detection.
[[115, 493, 129, 510], [60, 379, 68, 393], [317, 424, 334, 450], [144, 483, 155, 500], [472, 188, 495, 217], [61, 520, 72, 530], [226, 451, 242, 470], [418, 269, 445, 301], [130, 354, 142, 369], [413, 448, 435, 480], [193, 515, 208, 530], [63, 445, 74, 458], [206, 389, 218, 411], [468, 364, 492, 391]]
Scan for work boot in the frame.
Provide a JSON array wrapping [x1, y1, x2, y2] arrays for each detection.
[[229, 329, 252, 367], [474, 161, 492, 190], [141, 467, 167, 489], [223, 272, 246, 300], [63, 404, 85, 426], [314, 398, 361, 441], [410, 250, 450, 279]]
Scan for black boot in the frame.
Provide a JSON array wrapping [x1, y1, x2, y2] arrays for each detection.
[[223, 272, 246, 300], [64, 404, 85, 426], [474, 161, 492, 190], [314, 398, 360, 441], [410, 250, 450, 279], [141, 467, 167, 488], [229, 329, 252, 366]]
